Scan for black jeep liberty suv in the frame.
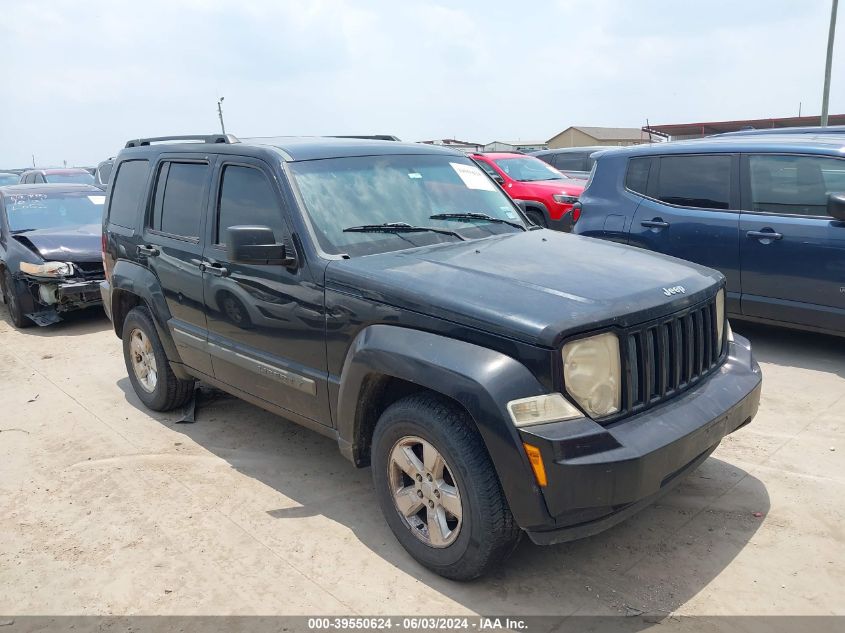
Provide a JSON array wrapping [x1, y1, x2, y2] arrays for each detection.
[[101, 134, 762, 580]]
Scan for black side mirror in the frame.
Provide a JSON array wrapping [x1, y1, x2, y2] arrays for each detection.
[[227, 225, 296, 266], [828, 193, 845, 221]]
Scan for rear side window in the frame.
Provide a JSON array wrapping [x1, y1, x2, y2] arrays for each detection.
[[625, 157, 651, 195], [107, 160, 149, 228], [749, 154, 845, 216], [150, 161, 209, 238], [657, 155, 731, 210], [553, 153, 589, 171], [216, 165, 286, 245]]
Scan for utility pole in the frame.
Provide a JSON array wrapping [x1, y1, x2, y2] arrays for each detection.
[[217, 97, 226, 135], [821, 0, 838, 126]]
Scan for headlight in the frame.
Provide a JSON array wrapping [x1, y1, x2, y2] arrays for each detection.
[[553, 193, 579, 204], [716, 289, 725, 349], [562, 332, 621, 418], [507, 393, 582, 427], [19, 261, 74, 277]]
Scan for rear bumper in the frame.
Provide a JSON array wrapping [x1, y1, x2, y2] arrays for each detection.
[[519, 334, 761, 544], [100, 280, 113, 321]]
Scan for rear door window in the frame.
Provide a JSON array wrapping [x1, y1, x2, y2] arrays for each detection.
[[656, 155, 731, 209], [748, 154, 845, 216], [150, 161, 209, 238], [107, 160, 150, 228]]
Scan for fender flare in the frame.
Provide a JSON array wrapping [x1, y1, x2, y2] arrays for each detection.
[[110, 259, 185, 371], [336, 324, 552, 527]]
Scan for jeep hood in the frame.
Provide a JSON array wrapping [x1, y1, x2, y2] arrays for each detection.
[[325, 231, 723, 348], [13, 224, 102, 263], [518, 178, 584, 195]]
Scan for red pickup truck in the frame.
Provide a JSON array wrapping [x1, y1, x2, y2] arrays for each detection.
[[470, 152, 585, 231]]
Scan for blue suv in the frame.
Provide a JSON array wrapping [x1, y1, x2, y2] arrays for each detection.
[[574, 135, 845, 337]]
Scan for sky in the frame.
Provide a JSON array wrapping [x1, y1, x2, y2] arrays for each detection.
[[1, 0, 842, 168]]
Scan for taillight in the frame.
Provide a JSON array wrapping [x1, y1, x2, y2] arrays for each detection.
[[101, 233, 111, 282]]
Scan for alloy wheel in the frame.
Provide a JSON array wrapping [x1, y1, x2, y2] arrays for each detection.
[[388, 435, 463, 548], [129, 327, 158, 393]]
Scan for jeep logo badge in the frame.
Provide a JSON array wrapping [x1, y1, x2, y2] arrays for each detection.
[[662, 285, 686, 297]]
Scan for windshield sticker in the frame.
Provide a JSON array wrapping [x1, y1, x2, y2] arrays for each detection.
[[505, 210, 518, 219], [7, 193, 47, 208], [450, 162, 496, 191], [88, 195, 106, 204], [407, 172, 422, 179]]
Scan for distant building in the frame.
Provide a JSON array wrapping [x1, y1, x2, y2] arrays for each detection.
[[547, 126, 650, 149], [419, 138, 485, 152], [482, 140, 548, 152], [643, 114, 845, 140]]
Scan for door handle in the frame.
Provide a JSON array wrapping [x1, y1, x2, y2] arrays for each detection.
[[746, 230, 783, 241], [203, 263, 229, 277], [137, 244, 160, 257], [641, 219, 670, 229]]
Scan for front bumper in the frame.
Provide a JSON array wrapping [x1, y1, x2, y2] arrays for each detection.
[[519, 334, 761, 545], [54, 280, 103, 309], [547, 206, 574, 232]]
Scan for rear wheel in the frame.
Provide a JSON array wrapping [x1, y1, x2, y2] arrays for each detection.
[[2, 269, 33, 329], [371, 393, 521, 580], [122, 306, 194, 411]]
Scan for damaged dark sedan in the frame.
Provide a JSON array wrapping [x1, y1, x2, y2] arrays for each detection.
[[0, 184, 105, 328]]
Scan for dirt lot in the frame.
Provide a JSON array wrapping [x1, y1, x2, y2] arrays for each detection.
[[0, 303, 843, 617]]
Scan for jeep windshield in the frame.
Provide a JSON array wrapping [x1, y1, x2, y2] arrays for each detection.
[[290, 154, 527, 257], [492, 156, 565, 182]]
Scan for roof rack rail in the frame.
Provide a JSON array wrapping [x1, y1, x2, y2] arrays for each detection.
[[124, 134, 240, 148], [328, 135, 401, 141]]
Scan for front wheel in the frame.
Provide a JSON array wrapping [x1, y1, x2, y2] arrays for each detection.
[[525, 208, 548, 228], [371, 393, 521, 580], [2, 269, 33, 329]]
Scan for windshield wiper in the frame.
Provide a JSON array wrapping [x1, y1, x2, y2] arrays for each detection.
[[429, 212, 526, 231], [342, 222, 465, 241]]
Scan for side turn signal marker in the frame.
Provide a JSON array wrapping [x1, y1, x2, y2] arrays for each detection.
[[523, 442, 548, 487]]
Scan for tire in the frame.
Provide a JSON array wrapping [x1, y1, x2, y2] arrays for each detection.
[[122, 306, 194, 411], [525, 208, 548, 228], [2, 268, 33, 329], [371, 393, 521, 580]]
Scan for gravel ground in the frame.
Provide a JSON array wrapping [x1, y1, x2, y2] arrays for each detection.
[[0, 304, 842, 617]]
